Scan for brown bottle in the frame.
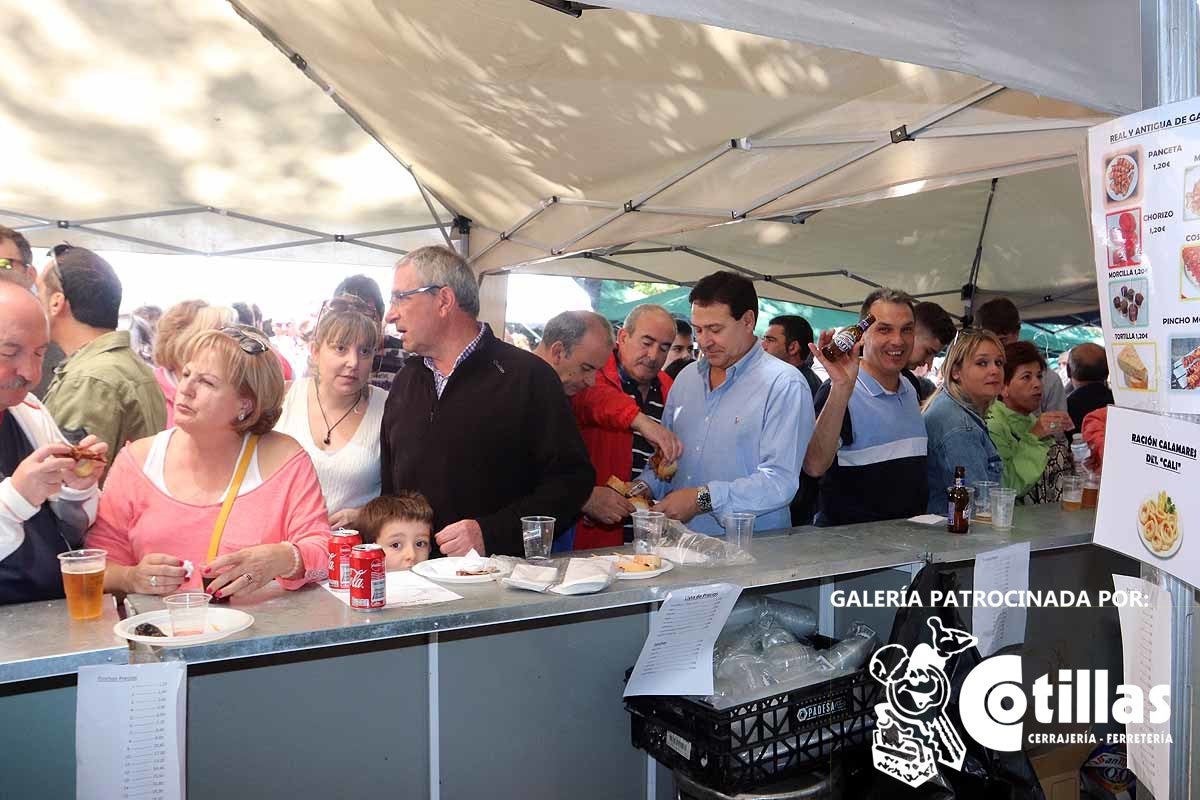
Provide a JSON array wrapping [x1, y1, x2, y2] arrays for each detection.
[[947, 465, 970, 534], [820, 314, 876, 361]]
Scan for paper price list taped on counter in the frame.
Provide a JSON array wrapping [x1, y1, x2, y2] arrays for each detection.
[[1088, 97, 1200, 413], [76, 662, 186, 800]]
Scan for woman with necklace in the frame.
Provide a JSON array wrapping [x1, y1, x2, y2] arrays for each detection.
[[275, 297, 387, 529]]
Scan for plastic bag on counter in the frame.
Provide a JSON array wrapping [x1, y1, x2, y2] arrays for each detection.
[[1079, 744, 1136, 800], [725, 595, 819, 640], [652, 520, 755, 567], [548, 557, 616, 595], [501, 561, 563, 592]]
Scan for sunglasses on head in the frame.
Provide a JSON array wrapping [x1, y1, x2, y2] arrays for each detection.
[[317, 294, 381, 326], [0, 257, 26, 272], [221, 326, 269, 355]]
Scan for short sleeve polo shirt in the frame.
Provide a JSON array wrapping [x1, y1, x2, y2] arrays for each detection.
[[813, 369, 928, 526]]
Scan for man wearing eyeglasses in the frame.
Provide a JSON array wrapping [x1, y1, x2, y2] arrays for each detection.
[[36, 247, 166, 483], [381, 246, 594, 557], [0, 226, 35, 290]]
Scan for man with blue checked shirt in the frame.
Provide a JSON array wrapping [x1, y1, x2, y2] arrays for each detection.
[[639, 271, 813, 536]]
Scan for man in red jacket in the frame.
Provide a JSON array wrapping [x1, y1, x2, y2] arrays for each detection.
[[572, 304, 683, 549]]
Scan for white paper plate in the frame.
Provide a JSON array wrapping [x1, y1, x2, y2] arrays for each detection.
[[114, 607, 254, 647], [1137, 501, 1182, 559], [412, 557, 512, 584], [1106, 154, 1138, 202], [614, 559, 674, 580]]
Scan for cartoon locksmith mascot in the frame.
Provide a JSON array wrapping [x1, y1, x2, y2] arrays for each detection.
[[869, 617, 977, 788]]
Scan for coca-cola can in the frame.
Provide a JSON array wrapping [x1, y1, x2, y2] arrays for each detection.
[[327, 529, 362, 589], [349, 544, 386, 610]]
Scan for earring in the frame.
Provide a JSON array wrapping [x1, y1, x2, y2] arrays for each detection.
[[238, 411, 247, 421]]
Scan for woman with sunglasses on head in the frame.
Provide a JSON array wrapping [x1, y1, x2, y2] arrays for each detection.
[[920, 329, 1006, 513], [986, 341, 1075, 504], [87, 326, 331, 598], [275, 296, 386, 529]]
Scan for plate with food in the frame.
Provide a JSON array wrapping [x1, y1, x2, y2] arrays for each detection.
[[1184, 245, 1200, 293], [1185, 166, 1200, 220], [412, 556, 513, 584], [113, 607, 254, 647], [613, 554, 674, 580], [1106, 153, 1138, 203], [1137, 491, 1181, 558]]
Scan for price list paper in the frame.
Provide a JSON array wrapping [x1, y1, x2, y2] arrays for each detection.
[[1088, 98, 1200, 412], [76, 662, 186, 800], [624, 582, 741, 697]]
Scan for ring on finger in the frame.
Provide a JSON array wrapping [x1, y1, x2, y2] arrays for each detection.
[[149, 575, 158, 588], [242, 572, 255, 585]]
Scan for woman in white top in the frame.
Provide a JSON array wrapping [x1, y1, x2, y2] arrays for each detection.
[[276, 296, 387, 529]]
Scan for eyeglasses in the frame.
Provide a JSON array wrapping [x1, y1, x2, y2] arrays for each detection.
[[221, 326, 269, 355], [0, 257, 26, 272], [389, 284, 444, 304], [317, 294, 381, 327]]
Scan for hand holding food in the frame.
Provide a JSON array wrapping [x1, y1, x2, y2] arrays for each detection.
[[649, 450, 678, 481], [652, 487, 701, 523], [632, 414, 683, 463], [63, 435, 108, 488], [585, 482, 638, 525], [9, 444, 76, 507]]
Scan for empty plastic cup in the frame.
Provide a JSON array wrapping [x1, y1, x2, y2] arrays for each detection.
[[723, 512, 756, 552], [631, 510, 666, 554], [991, 488, 1018, 530], [972, 481, 1000, 521], [164, 592, 211, 636], [520, 516, 555, 560]]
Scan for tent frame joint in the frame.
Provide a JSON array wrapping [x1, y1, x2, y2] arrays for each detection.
[[889, 124, 913, 144]]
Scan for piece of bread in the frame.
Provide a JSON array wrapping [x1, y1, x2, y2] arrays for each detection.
[[650, 451, 678, 481], [606, 476, 631, 495], [630, 496, 650, 511], [1117, 344, 1147, 386], [616, 559, 654, 572], [68, 445, 105, 477], [632, 554, 661, 568]]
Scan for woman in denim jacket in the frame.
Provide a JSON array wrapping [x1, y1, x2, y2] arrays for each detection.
[[922, 329, 1005, 513]]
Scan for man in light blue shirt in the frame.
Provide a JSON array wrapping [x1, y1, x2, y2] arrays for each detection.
[[641, 271, 814, 536]]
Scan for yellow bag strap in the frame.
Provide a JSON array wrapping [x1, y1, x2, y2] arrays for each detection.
[[206, 434, 259, 562]]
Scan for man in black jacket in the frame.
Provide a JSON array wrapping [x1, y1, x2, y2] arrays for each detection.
[[381, 246, 594, 557]]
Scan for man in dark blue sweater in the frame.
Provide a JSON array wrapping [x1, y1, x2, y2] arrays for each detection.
[[380, 246, 593, 557]]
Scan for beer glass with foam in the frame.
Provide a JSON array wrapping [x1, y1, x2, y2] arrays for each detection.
[[57, 549, 107, 620]]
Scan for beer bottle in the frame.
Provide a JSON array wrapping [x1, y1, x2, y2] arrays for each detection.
[[947, 465, 970, 533], [820, 314, 876, 361]]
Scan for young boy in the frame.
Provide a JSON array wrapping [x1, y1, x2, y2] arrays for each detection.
[[358, 491, 434, 571]]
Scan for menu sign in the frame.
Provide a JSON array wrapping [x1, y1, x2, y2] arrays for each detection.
[[1095, 407, 1199, 588], [1088, 98, 1200, 413]]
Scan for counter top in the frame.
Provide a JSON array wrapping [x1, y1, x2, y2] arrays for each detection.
[[0, 505, 1095, 685]]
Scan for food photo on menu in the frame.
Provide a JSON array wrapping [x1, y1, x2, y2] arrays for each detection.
[[1104, 147, 1141, 206], [1185, 163, 1200, 221], [1183, 243, 1200, 300], [1115, 342, 1155, 391], [1169, 336, 1200, 391], [1106, 208, 1141, 268], [1138, 490, 1181, 558], [1109, 277, 1148, 327]]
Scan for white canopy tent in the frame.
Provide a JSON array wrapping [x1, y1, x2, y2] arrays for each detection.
[[3, 1, 1142, 319]]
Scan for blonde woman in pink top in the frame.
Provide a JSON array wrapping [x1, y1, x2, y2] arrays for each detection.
[[88, 326, 331, 599]]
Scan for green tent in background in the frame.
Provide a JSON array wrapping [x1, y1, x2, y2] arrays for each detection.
[[593, 286, 1100, 358]]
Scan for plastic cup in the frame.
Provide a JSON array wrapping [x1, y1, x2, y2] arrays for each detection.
[[723, 512, 757, 552], [164, 592, 211, 636], [991, 488, 1018, 530], [58, 549, 107, 620], [521, 516, 555, 561], [1061, 475, 1084, 511], [631, 510, 666, 554], [972, 481, 1000, 521]]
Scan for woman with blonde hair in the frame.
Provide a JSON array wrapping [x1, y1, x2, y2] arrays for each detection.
[[88, 326, 330, 599], [275, 295, 386, 529], [921, 328, 1006, 513], [153, 301, 236, 426]]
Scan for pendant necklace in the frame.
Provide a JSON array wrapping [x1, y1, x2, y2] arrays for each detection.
[[314, 379, 360, 446]]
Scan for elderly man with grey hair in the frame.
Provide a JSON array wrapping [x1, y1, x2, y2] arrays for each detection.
[[0, 282, 107, 605], [533, 310, 614, 396], [381, 246, 594, 557]]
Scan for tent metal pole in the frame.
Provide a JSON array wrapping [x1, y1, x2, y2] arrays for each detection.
[[552, 141, 735, 253], [351, 222, 450, 237], [408, 168, 455, 248], [679, 247, 842, 307], [964, 177, 1000, 325], [67, 225, 205, 255], [740, 118, 1104, 149], [841, 271, 883, 289], [735, 83, 1005, 218], [216, 210, 330, 238], [69, 207, 210, 226], [210, 238, 332, 257], [634, 205, 736, 219], [604, 246, 682, 256], [0, 209, 51, 225], [344, 240, 409, 256], [467, 202, 553, 264], [555, 198, 622, 210], [580, 253, 682, 285]]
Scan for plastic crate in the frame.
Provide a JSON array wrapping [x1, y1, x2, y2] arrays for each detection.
[[626, 659, 879, 794]]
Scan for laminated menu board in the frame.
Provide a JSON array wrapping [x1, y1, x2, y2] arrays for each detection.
[[1088, 98, 1200, 413], [1095, 407, 1198, 588]]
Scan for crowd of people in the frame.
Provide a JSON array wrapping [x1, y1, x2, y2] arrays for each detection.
[[0, 223, 1114, 607]]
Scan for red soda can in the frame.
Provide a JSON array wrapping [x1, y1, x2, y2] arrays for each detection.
[[349, 544, 386, 610], [327, 529, 362, 589]]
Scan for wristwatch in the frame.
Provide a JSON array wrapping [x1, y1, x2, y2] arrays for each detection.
[[696, 485, 713, 514]]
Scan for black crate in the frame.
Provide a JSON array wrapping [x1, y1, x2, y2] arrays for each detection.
[[626, 663, 879, 794]]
